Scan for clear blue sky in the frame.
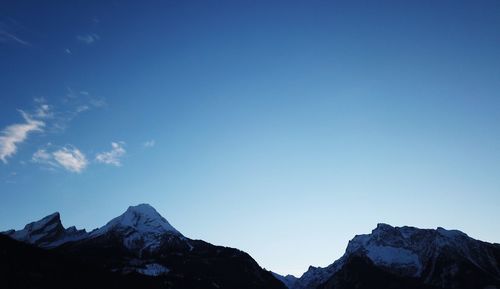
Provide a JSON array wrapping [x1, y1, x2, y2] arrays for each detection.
[[1, 0, 500, 276]]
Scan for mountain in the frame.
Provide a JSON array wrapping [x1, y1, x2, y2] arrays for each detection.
[[4, 207, 500, 289], [2, 204, 285, 289], [280, 223, 500, 289], [3, 212, 87, 248]]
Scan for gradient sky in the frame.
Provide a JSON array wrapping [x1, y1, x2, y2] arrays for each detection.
[[1, 0, 500, 276]]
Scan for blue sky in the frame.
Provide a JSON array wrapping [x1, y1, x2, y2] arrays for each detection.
[[1, 0, 500, 276]]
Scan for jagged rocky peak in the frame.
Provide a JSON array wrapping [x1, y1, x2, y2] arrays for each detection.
[[21, 212, 62, 234], [3, 211, 87, 248]]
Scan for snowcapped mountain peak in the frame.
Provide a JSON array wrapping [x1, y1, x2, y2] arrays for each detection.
[[90, 204, 183, 253], [125, 203, 166, 220], [93, 203, 180, 236]]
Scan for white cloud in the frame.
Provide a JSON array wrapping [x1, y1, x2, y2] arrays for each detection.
[[76, 33, 99, 44], [53, 146, 88, 173], [0, 111, 45, 163], [143, 139, 155, 148], [96, 142, 126, 166], [65, 48, 72, 54]]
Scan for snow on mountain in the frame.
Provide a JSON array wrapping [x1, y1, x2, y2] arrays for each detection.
[[91, 204, 180, 236], [345, 223, 423, 277], [2, 212, 87, 248], [286, 223, 500, 289], [6, 207, 498, 287], [2, 203, 182, 254], [1, 204, 189, 276], [90, 204, 183, 252], [346, 223, 500, 278], [136, 263, 170, 276]]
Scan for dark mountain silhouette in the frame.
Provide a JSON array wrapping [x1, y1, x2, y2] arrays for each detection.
[[3, 205, 500, 289], [2, 204, 284, 289]]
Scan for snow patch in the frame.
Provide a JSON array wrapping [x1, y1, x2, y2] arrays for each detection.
[[365, 245, 420, 268], [136, 263, 170, 276]]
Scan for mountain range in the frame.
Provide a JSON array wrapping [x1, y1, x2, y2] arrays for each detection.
[[1, 204, 499, 289]]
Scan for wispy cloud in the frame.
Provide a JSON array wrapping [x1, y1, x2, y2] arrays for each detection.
[[89, 98, 106, 107], [0, 29, 30, 46], [0, 111, 45, 163], [143, 139, 155, 148], [34, 104, 53, 118], [0, 19, 31, 46], [32, 147, 58, 170], [64, 87, 106, 109], [1, 171, 17, 184], [32, 148, 52, 163], [96, 142, 126, 166], [50, 87, 107, 132], [76, 33, 99, 44], [53, 146, 88, 173], [76, 105, 90, 113]]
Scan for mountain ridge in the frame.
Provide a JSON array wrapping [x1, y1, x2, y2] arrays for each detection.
[[2, 205, 500, 289], [274, 223, 500, 289], [2, 203, 286, 289]]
